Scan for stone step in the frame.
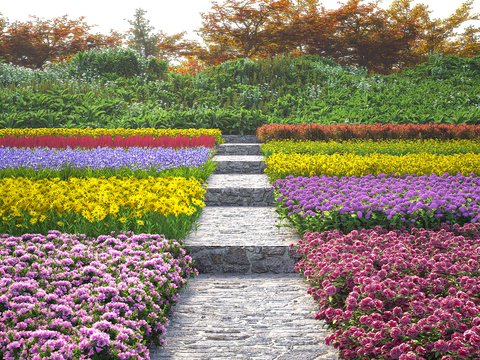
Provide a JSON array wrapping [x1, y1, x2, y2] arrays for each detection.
[[184, 206, 301, 274], [201, 174, 275, 206], [213, 143, 262, 156], [221, 135, 263, 143], [211, 155, 266, 174], [147, 273, 338, 360]]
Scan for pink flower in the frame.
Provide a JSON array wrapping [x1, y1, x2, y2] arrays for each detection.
[[359, 315, 368, 324], [406, 324, 420, 338], [427, 315, 439, 325], [458, 347, 471, 359], [399, 353, 417, 360], [391, 327, 402, 338], [415, 346, 426, 355], [434, 340, 449, 352], [390, 346, 402, 359], [325, 286, 336, 296]]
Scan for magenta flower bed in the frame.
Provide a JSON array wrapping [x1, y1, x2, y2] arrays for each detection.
[[294, 223, 480, 359], [0, 230, 198, 360]]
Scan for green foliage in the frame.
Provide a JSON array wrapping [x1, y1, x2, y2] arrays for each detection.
[[1, 50, 479, 134]]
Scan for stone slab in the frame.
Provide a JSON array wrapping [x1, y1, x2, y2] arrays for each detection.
[[147, 273, 339, 360], [184, 207, 301, 247], [212, 156, 266, 174], [201, 174, 275, 206]]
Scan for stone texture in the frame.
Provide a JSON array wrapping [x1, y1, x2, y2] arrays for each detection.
[[265, 257, 297, 273], [187, 246, 301, 275], [262, 246, 286, 256], [221, 135, 263, 143], [214, 143, 262, 156], [212, 156, 267, 174], [184, 207, 301, 247], [147, 274, 339, 360], [224, 247, 250, 265], [251, 261, 268, 273]]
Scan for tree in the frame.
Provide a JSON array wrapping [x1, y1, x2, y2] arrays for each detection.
[[194, 0, 307, 63], [123, 8, 162, 59], [122, 8, 210, 69], [269, 0, 423, 74], [383, 0, 480, 70], [450, 25, 480, 58], [0, 13, 124, 70], [190, 0, 480, 75]]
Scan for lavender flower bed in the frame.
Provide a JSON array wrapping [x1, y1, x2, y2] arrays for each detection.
[[295, 223, 480, 359], [0, 146, 214, 172], [272, 173, 480, 237], [0, 231, 198, 360]]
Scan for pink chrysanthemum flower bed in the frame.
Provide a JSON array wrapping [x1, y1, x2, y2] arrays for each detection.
[[294, 223, 480, 359], [0, 230, 198, 360]]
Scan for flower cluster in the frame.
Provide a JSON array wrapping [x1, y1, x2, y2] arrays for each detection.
[[264, 151, 480, 183], [0, 134, 215, 150], [0, 176, 207, 238], [1, 176, 206, 220], [0, 231, 198, 359], [261, 138, 480, 158], [0, 146, 214, 172], [0, 127, 224, 146], [272, 173, 480, 236], [256, 123, 480, 142], [294, 223, 480, 359]]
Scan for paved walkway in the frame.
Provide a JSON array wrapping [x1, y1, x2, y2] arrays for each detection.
[[148, 135, 338, 359], [148, 274, 338, 360]]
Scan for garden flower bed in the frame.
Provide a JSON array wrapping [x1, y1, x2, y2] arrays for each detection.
[[263, 152, 480, 183], [0, 128, 224, 359], [0, 176, 208, 240], [0, 133, 215, 150], [294, 223, 480, 359], [263, 129, 480, 359], [0, 146, 217, 181], [272, 173, 480, 237], [0, 231, 197, 359]]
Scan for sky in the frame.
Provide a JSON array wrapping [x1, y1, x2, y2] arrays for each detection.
[[1, 0, 479, 65]]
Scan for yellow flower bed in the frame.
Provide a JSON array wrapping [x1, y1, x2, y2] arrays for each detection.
[[260, 139, 480, 158], [0, 176, 207, 224], [263, 152, 480, 184], [0, 127, 226, 145]]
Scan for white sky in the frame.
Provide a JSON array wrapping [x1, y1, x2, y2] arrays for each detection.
[[1, 0, 479, 64]]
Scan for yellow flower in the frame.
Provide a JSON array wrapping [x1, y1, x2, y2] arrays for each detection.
[[30, 218, 38, 224], [57, 221, 64, 226], [39, 215, 47, 222], [136, 220, 144, 226], [119, 217, 127, 223]]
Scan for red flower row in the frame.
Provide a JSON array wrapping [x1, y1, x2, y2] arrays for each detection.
[[0, 134, 215, 150]]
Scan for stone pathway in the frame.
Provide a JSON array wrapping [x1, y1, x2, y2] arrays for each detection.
[[148, 135, 339, 359]]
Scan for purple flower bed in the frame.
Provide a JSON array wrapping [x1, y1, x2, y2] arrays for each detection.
[[0, 230, 198, 360], [294, 223, 480, 359], [0, 146, 214, 172], [272, 173, 480, 237]]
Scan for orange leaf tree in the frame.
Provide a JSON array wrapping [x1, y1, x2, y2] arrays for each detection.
[[383, 0, 480, 70], [0, 13, 124, 70], [193, 0, 307, 64], [277, 0, 479, 74], [187, 0, 480, 75]]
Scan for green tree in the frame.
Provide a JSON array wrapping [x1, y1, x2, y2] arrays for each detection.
[[123, 8, 160, 59]]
